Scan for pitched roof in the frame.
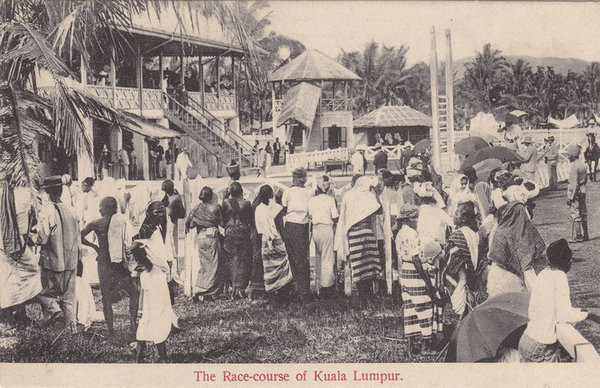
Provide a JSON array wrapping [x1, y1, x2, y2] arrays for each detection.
[[276, 82, 321, 128], [268, 50, 361, 82], [353, 105, 432, 128]]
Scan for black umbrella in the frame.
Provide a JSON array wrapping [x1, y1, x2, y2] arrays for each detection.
[[460, 146, 524, 172]]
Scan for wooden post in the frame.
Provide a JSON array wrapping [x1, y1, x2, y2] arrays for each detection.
[[179, 51, 184, 87], [216, 56, 221, 100], [344, 81, 349, 110], [445, 28, 455, 170], [199, 54, 205, 106], [382, 189, 393, 295], [430, 26, 441, 172], [344, 258, 352, 296], [232, 56, 237, 112], [136, 45, 143, 115], [110, 47, 116, 106], [182, 178, 192, 296]]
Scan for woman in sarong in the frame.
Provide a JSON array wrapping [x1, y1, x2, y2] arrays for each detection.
[[222, 182, 252, 299], [130, 201, 175, 363], [488, 200, 546, 298], [334, 175, 382, 296], [254, 185, 293, 305], [444, 201, 488, 318], [395, 204, 441, 355], [186, 186, 224, 301]]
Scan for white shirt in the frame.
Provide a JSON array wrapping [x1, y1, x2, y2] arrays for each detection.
[[524, 268, 587, 344], [254, 203, 278, 239], [308, 194, 339, 225], [351, 152, 364, 174], [282, 186, 311, 224], [417, 204, 453, 244]]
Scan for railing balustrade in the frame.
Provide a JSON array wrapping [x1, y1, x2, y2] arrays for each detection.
[[320, 98, 349, 112]]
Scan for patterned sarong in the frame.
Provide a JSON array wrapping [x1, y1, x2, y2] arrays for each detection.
[[347, 222, 381, 283], [261, 236, 293, 293], [518, 333, 558, 363], [400, 260, 442, 339]]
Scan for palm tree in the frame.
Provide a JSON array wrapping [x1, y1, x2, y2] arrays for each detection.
[[0, 0, 265, 192], [461, 43, 508, 113], [0, 0, 147, 193], [338, 41, 412, 116]]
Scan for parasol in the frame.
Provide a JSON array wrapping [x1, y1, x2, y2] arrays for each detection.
[[413, 138, 431, 155], [505, 110, 527, 125], [454, 137, 491, 157], [460, 146, 523, 172], [471, 158, 504, 183], [455, 292, 530, 362]]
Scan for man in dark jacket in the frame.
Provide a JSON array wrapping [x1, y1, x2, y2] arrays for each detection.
[[373, 143, 388, 174]]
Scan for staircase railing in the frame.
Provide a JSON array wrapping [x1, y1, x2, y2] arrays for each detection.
[[184, 94, 254, 157], [162, 92, 251, 168]]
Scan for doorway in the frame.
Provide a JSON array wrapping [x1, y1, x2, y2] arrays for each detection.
[[323, 125, 346, 149]]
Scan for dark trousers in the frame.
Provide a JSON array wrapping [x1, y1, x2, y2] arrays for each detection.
[[37, 268, 76, 327], [283, 222, 310, 296], [548, 164, 558, 190], [273, 150, 280, 165], [98, 261, 139, 333]]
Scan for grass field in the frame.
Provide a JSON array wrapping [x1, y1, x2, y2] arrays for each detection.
[[2, 180, 600, 363]]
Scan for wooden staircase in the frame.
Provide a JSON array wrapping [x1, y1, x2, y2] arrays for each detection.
[[163, 93, 253, 170]]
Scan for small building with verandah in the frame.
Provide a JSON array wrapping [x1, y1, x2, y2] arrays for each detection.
[[269, 50, 361, 153], [353, 105, 432, 146]]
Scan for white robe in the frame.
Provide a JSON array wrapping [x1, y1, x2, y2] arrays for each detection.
[[135, 229, 176, 344]]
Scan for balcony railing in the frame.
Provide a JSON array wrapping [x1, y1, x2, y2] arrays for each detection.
[[189, 92, 235, 112], [82, 85, 235, 113], [321, 98, 349, 112]]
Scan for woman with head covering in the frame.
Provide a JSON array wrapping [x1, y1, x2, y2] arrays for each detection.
[[487, 199, 546, 298], [282, 167, 312, 300], [415, 182, 453, 245], [334, 175, 382, 296], [254, 185, 293, 305], [130, 201, 175, 363], [186, 186, 224, 301], [443, 201, 489, 318], [222, 182, 253, 299], [395, 204, 441, 355]]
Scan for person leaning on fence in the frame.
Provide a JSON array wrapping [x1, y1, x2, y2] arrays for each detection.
[[566, 144, 588, 243], [518, 238, 588, 363]]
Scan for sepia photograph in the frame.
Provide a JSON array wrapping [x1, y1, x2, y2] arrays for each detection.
[[1, 0, 600, 385]]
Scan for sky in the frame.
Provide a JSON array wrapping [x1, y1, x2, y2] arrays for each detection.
[[265, 1, 600, 65]]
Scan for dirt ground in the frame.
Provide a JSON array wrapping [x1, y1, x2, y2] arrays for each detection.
[[1, 178, 600, 363]]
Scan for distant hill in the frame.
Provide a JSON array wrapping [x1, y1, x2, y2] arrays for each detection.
[[453, 55, 593, 78]]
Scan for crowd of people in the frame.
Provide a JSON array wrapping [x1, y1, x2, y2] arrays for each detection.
[[0, 136, 598, 363]]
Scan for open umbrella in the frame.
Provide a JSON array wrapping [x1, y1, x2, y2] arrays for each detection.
[[505, 110, 527, 125], [455, 292, 530, 362], [460, 146, 523, 172], [413, 138, 431, 154], [454, 137, 491, 157], [471, 158, 504, 183]]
